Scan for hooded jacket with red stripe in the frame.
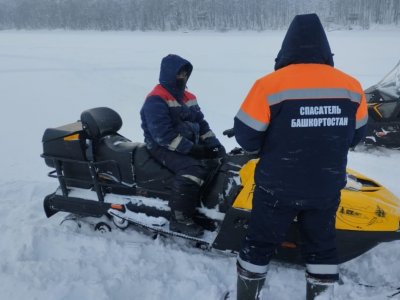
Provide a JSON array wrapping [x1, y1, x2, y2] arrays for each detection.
[[233, 14, 367, 203], [140, 54, 220, 154]]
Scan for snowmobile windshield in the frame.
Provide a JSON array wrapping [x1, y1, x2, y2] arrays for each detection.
[[365, 60, 400, 102], [274, 13, 334, 71], [159, 54, 193, 101]]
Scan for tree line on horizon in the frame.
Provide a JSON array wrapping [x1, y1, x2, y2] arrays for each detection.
[[0, 0, 399, 31]]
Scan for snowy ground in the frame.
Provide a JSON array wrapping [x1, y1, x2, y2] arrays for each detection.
[[0, 30, 400, 300]]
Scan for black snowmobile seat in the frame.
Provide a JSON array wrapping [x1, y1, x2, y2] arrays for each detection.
[[79, 107, 142, 186], [80, 107, 122, 140]]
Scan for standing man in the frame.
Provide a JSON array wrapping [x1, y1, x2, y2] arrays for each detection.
[[140, 54, 224, 237], [233, 14, 367, 300]]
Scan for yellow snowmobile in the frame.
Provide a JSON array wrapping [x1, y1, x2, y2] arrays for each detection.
[[41, 107, 400, 264]]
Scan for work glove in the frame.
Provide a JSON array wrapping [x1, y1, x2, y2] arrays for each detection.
[[222, 128, 235, 138], [189, 144, 220, 159]]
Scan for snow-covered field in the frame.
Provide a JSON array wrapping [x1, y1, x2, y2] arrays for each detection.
[[0, 29, 399, 300]]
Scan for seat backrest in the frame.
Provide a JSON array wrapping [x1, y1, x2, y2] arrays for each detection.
[[80, 107, 122, 140]]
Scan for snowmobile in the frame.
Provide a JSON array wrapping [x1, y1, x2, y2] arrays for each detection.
[[363, 59, 400, 149], [41, 107, 400, 265]]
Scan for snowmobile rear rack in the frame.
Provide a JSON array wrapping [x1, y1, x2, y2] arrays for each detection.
[[41, 153, 134, 203]]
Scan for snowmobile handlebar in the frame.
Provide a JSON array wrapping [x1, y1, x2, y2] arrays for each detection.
[[222, 128, 235, 138]]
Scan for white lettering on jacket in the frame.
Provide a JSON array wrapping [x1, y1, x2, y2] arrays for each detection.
[[291, 117, 348, 128], [292, 105, 347, 128], [299, 105, 342, 116]]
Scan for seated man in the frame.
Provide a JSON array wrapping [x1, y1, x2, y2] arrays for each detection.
[[140, 54, 224, 237]]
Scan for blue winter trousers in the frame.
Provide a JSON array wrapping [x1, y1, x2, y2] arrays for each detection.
[[149, 146, 210, 215], [238, 185, 340, 280]]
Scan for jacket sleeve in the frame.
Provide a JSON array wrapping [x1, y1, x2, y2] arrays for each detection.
[[351, 89, 368, 147], [142, 96, 194, 153], [195, 104, 221, 148], [234, 80, 270, 152]]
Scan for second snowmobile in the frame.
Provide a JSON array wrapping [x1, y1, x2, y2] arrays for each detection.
[[41, 107, 400, 265], [363, 59, 400, 148]]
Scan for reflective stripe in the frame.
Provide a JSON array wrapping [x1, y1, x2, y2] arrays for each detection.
[[268, 88, 362, 106], [185, 99, 198, 107], [237, 257, 269, 274], [181, 174, 204, 186], [166, 99, 198, 107], [200, 130, 216, 140], [356, 115, 368, 129], [236, 109, 269, 132], [306, 264, 338, 275], [165, 100, 181, 107], [168, 135, 183, 151]]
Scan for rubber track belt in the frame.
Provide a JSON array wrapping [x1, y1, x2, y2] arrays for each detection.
[[108, 209, 212, 247]]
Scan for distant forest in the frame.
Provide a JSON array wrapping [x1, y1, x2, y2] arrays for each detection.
[[0, 0, 399, 31]]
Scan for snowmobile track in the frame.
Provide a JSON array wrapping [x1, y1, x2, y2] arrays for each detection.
[[108, 209, 214, 249]]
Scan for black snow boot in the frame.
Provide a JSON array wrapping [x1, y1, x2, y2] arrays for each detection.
[[169, 211, 204, 237], [236, 262, 266, 300], [306, 276, 335, 300]]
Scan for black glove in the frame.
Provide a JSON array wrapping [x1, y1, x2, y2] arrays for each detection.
[[222, 128, 235, 138], [189, 144, 220, 159]]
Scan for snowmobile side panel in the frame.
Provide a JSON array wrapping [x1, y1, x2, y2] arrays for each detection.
[[212, 207, 249, 252], [212, 207, 303, 264], [201, 154, 253, 211], [212, 207, 400, 264], [44, 193, 111, 218], [133, 145, 175, 197], [338, 169, 400, 232], [95, 135, 137, 186], [232, 159, 257, 210]]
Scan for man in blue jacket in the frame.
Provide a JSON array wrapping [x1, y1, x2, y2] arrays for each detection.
[[140, 54, 224, 237], [233, 14, 367, 299]]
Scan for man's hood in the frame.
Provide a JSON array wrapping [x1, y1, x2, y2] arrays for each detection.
[[159, 54, 193, 100], [274, 14, 334, 71]]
